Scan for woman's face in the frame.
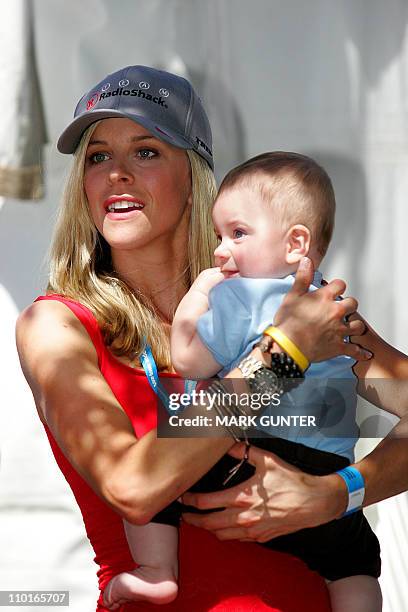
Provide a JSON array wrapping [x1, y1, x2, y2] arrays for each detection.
[[84, 118, 192, 254]]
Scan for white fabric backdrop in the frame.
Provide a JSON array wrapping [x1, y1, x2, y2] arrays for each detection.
[[0, 1, 407, 610]]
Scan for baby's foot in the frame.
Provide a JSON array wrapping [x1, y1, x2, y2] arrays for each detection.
[[103, 566, 178, 610]]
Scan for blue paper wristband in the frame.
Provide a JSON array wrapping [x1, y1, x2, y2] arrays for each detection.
[[336, 466, 365, 517]]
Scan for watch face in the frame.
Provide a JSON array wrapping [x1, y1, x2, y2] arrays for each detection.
[[248, 366, 280, 395]]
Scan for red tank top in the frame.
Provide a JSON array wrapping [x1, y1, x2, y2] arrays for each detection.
[[35, 295, 330, 612]]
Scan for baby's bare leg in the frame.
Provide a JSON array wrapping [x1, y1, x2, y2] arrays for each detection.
[[103, 522, 179, 610], [328, 575, 382, 612]]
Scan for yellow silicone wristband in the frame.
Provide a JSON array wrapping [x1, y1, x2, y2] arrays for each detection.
[[262, 326, 310, 372]]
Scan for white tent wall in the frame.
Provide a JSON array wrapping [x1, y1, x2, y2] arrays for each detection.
[[0, 1, 407, 610]]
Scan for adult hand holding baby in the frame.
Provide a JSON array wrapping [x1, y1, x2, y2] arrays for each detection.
[[182, 441, 344, 542], [273, 256, 370, 363]]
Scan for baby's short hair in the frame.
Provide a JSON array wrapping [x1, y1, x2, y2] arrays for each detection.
[[218, 151, 336, 257]]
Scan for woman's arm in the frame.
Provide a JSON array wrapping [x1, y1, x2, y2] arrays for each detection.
[[182, 321, 408, 541], [16, 300, 235, 524]]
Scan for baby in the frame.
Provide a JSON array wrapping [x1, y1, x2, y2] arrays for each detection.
[[104, 152, 381, 612]]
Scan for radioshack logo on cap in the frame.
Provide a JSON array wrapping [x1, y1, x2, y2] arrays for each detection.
[[96, 86, 169, 108], [86, 93, 99, 110]]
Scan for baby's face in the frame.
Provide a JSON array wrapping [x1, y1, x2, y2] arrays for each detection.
[[212, 185, 289, 278]]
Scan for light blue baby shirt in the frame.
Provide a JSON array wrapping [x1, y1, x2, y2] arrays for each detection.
[[197, 272, 359, 461]]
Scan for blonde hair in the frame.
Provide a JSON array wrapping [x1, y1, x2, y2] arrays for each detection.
[[48, 122, 217, 369], [218, 151, 335, 258]]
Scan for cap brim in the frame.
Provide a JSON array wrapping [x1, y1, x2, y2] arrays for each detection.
[[57, 110, 193, 155]]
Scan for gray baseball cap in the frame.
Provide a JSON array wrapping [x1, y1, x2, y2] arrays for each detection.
[[57, 65, 214, 169]]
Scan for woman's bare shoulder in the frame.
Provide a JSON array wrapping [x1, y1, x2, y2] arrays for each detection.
[[16, 299, 98, 387], [18, 297, 77, 325]]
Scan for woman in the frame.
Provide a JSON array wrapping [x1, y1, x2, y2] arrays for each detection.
[[16, 65, 391, 611]]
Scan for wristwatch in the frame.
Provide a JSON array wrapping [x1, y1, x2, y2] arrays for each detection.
[[237, 355, 283, 395]]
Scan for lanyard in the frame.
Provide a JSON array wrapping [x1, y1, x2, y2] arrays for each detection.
[[140, 344, 196, 412]]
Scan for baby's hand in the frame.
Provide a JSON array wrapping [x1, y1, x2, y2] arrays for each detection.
[[191, 267, 225, 296]]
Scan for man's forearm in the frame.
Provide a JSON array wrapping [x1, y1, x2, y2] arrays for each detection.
[[326, 415, 408, 521], [356, 416, 408, 507]]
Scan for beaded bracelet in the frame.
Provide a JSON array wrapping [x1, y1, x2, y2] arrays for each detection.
[[270, 352, 304, 390]]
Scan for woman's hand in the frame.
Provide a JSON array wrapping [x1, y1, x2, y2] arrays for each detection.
[[182, 443, 348, 542], [274, 257, 371, 363]]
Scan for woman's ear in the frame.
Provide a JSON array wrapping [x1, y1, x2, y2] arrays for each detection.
[[285, 225, 311, 264]]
